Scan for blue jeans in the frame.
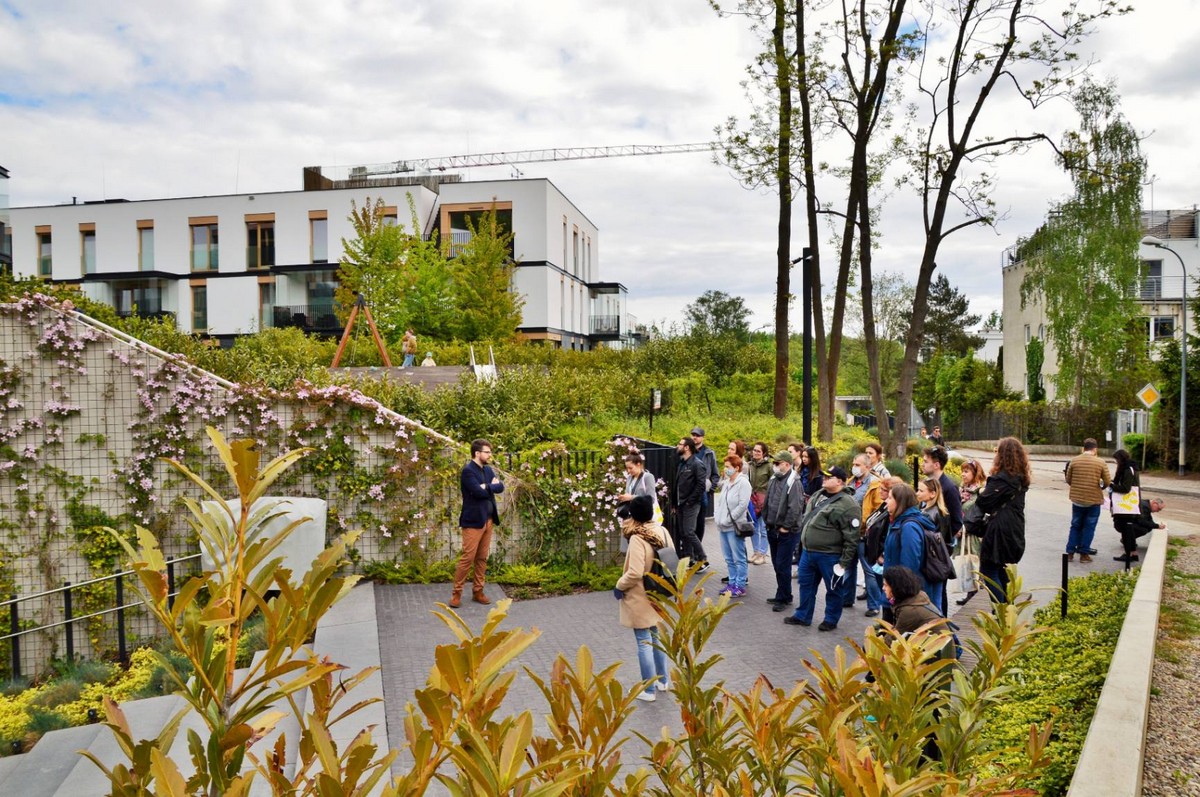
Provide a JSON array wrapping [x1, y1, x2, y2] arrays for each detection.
[[794, 550, 844, 627], [633, 626, 670, 694], [980, 561, 1009, 605], [857, 540, 884, 611], [838, 549, 858, 608], [1066, 503, 1102, 554], [751, 512, 768, 555], [719, 528, 748, 589], [767, 528, 799, 603], [402, 353, 415, 367]]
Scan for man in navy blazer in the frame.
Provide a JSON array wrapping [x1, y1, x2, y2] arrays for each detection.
[[451, 438, 505, 607]]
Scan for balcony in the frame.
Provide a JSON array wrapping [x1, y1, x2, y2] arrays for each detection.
[[115, 308, 176, 323], [1131, 276, 1186, 301], [590, 314, 622, 339], [263, 303, 342, 335]]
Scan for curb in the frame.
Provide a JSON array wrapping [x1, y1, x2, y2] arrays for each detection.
[[1065, 529, 1169, 796]]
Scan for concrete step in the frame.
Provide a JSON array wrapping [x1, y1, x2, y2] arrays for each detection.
[[53, 694, 190, 796], [0, 750, 24, 788], [1, 721, 106, 797]]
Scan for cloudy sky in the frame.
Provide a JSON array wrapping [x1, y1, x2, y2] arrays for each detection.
[[2, 0, 1197, 332]]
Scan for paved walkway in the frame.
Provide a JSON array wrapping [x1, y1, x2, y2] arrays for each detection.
[[375, 460, 1200, 786]]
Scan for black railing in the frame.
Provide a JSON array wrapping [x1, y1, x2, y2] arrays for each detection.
[[116, 308, 176, 322], [0, 553, 202, 678], [268, 304, 342, 334]]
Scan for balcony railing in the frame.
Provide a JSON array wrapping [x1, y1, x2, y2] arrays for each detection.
[[263, 303, 342, 334], [116, 308, 176, 323], [1130, 275, 1186, 301], [590, 314, 622, 337]]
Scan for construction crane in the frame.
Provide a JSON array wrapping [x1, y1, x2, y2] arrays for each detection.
[[339, 143, 716, 179]]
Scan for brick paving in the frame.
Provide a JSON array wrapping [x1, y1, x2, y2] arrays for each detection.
[[375, 472, 1200, 786]]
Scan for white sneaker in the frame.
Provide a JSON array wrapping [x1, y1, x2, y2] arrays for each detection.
[[635, 691, 657, 703], [656, 680, 671, 692]]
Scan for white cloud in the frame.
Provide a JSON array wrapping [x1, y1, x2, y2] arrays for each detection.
[[1, 0, 1194, 333]]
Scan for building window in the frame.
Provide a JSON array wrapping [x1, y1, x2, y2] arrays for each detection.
[[37, 230, 52, 276], [1152, 316, 1176, 341], [1037, 323, 1044, 340], [310, 215, 328, 262], [191, 222, 219, 271], [1140, 259, 1163, 300], [572, 228, 579, 275], [1024, 324, 1031, 344], [80, 229, 96, 275], [259, 282, 275, 329], [138, 225, 155, 270], [440, 204, 514, 259], [191, 285, 208, 332], [246, 221, 275, 269], [563, 220, 568, 270]]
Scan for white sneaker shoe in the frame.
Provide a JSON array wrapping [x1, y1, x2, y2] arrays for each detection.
[[655, 680, 671, 692], [635, 691, 657, 702]]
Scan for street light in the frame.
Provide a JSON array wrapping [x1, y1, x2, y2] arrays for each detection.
[[1141, 235, 1188, 475], [791, 248, 813, 444]]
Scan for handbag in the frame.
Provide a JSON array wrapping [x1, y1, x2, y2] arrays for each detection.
[[643, 549, 676, 598], [921, 527, 957, 582], [723, 488, 755, 537], [1111, 485, 1140, 515], [953, 552, 979, 593]]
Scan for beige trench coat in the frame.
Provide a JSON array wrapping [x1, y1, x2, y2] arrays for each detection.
[[615, 521, 667, 629]]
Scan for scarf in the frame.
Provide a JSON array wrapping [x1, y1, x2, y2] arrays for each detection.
[[622, 519, 664, 549]]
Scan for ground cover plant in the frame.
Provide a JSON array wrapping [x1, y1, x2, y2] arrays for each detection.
[[979, 569, 1137, 795]]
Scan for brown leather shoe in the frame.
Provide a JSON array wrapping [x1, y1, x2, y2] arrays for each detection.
[[473, 591, 491, 605], [1079, 554, 1093, 563], [448, 591, 462, 608]]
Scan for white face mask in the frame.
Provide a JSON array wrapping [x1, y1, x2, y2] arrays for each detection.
[[724, 466, 735, 477], [772, 465, 782, 476], [851, 465, 863, 477]]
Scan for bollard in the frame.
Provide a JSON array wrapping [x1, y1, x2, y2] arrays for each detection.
[[1061, 552, 1069, 619], [8, 595, 19, 680]]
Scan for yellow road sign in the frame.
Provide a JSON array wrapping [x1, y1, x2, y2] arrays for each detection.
[[1137, 383, 1161, 409]]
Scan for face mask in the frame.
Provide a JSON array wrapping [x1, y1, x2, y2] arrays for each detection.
[[724, 466, 735, 477], [772, 465, 782, 476], [851, 465, 863, 477]]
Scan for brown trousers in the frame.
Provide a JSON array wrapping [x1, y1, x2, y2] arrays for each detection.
[[453, 520, 493, 594]]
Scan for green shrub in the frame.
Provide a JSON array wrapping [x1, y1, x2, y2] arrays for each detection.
[[980, 569, 1137, 795]]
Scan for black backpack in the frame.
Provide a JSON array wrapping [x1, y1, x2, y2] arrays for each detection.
[[921, 527, 956, 583], [643, 549, 677, 598]]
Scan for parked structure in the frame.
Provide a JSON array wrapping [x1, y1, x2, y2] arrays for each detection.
[[8, 167, 645, 349], [1001, 208, 1199, 400]]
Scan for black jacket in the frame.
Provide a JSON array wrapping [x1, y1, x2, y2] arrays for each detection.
[[975, 471, 1026, 566], [1113, 499, 1158, 537], [1111, 462, 1139, 494], [458, 460, 504, 528], [675, 455, 706, 507], [764, 471, 804, 531]]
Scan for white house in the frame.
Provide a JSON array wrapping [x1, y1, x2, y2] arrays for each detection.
[[8, 167, 642, 349], [1001, 208, 1198, 400]]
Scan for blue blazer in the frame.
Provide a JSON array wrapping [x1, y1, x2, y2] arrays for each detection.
[[459, 460, 504, 528]]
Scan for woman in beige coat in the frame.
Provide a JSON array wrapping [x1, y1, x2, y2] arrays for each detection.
[[614, 494, 671, 702]]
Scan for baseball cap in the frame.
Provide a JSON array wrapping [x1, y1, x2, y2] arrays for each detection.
[[826, 465, 849, 481], [773, 451, 793, 463], [690, 426, 705, 436]]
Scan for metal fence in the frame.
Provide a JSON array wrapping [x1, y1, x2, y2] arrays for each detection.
[[0, 554, 202, 679]]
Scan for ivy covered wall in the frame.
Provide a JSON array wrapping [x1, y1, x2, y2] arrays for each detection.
[[0, 296, 628, 673]]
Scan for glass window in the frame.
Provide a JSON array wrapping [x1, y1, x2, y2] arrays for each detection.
[[1024, 324, 1030, 343], [259, 282, 275, 329], [444, 209, 514, 259], [37, 231, 52, 276], [192, 285, 208, 331], [191, 223, 218, 271], [139, 227, 154, 270], [310, 217, 328, 263], [246, 221, 275, 269], [1153, 316, 1176, 341], [80, 230, 96, 274]]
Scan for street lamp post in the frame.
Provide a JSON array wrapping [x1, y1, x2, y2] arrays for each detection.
[[791, 248, 814, 445], [1141, 235, 1188, 475]]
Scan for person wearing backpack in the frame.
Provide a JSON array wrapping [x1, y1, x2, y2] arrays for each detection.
[[975, 437, 1030, 604], [882, 483, 944, 613], [614, 494, 672, 703]]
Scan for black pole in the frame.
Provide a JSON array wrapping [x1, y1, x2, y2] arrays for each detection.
[[9, 595, 19, 680], [116, 575, 127, 666], [912, 455, 920, 489], [648, 387, 655, 432], [1061, 553, 1069, 620], [167, 561, 177, 611], [63, 582, 73, 663], [802, 247, 813, 445]]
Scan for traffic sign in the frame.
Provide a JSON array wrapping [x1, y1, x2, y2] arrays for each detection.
[[1137, 383, 1161, 409]]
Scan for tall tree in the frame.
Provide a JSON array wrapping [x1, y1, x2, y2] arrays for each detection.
[[451, 205, 524, 341], [909, 274, 984, 360], [712, 0, 799, 418], [1020, 80, 1147, 407], [887, 0, 1127, 455], [684, 289, 753, 340]]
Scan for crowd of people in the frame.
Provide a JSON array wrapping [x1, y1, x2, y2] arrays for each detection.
[[603, 431, 1040, 702]]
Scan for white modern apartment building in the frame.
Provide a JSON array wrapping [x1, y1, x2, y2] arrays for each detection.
[[8, 167, 641, 349], [1001, 208, 1198, 400]]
